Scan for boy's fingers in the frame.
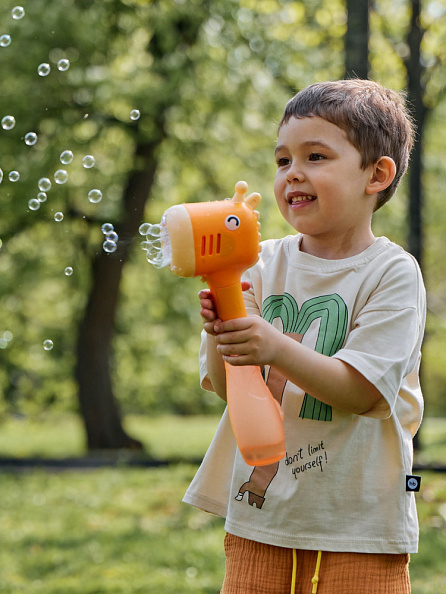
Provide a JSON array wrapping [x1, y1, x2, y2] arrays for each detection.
[[198, 289, 212, 299], [200, 301, 214, 311], [203, 318, 223, 336], [215, 318, 250, 333], [203, 321, 216, 335]]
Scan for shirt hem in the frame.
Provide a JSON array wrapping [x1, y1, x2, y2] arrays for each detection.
[[183, 490, 227, 518], [224, 519, 418, 554]]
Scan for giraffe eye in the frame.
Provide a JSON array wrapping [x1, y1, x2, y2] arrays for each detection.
[[225, 215, 240, 231]]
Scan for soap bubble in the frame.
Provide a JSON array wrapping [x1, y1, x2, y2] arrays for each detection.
[[82, 155, 95, 168], [130, 109, 140, 121], [101, 223, 114, 234], [140, 222, 170, 268], [11, 6, 25, 19], [24, 132, 38, 146], [37, 192, 47, 202], [0, 169, 3, 183], [37, 63, 51, 77], [1, 115, 15, 130], [54, 212, 64, 222], [28, 198, 40, 211], [60, 150, 73, 164], [146, 247, 169, 268], [64, 266, 73, 276], [88, 189, 102, 203], [103, 239, 117, 253], [3, 331, 13, 342], [8, 171, 19, 182], [106, 231, 118, 242], [54, 169, 68, 184], [138, 223, 151, 236], [57, 59, 70, 72], [148, 224, 161, 237], [38, 177, 51, 192], [43, 339, 53, 351], [0, 35, 11, 48]]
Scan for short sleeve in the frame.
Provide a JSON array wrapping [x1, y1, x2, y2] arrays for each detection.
[[333, 256, 426, 418], [199, 330, 215, 392]]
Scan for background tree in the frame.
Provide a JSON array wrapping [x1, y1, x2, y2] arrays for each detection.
[[405, 0, 427, 268], [345, 0, 370, 78], [74, 2, 211, 450]]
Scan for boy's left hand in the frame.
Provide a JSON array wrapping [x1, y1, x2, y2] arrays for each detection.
[[214, 316, 282, 367]]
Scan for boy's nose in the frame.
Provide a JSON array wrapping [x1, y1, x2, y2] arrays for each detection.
[[286, 163, 304, 183]]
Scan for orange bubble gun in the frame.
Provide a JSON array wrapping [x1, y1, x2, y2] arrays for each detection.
[[140, 181, 286, 466]]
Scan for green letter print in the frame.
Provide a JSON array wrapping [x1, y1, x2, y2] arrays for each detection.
[[262, 293, 348, 421]]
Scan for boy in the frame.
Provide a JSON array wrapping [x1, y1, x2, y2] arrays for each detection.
[[183, 79, 426, 593]]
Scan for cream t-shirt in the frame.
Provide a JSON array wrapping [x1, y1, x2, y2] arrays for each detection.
[[183, 235, 426, 553]]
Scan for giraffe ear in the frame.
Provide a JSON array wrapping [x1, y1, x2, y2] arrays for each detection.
[[245, 192, 261, 210], [232, 180, 248, 203]]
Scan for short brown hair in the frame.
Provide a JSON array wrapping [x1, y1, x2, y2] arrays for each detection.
[[279, 80, 415, 210]]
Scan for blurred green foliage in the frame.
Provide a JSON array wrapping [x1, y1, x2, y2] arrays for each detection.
[[0, 0, 445, 419]]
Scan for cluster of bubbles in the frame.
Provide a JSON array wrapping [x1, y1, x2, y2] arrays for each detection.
[[101, 223, 119, 253], [138, 221, 170, 268], [0, 5, 144, 349], [21, 150, 99, 214], [1, 8, 70, 78]]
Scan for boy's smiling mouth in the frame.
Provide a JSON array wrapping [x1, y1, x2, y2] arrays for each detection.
[[287, 191, 317, 204]]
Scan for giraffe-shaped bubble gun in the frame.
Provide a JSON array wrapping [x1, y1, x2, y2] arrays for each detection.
[[140, 181, 286, 466]]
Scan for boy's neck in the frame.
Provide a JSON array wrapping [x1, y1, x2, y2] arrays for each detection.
[[299, 229, 376, 260]]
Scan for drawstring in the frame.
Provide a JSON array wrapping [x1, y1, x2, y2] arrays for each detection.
[[291, 549, 322, 594], [290, 549, 297, 594], [311, 550, 322, 593]]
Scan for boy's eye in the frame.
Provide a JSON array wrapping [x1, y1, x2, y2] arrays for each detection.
[[276, 157, 290, 167], [308, 153, 325, 161]]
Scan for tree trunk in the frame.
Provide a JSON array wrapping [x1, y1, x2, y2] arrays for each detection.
[[344, 0, 370, 79], [406, 0, 427, 268], [405, 0, 427, 451], [75, 139, 161, 450]]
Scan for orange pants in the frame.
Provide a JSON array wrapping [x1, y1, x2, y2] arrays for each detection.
[[221, 533, 411, 594]]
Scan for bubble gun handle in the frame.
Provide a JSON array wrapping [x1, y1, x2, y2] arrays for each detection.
[[161, 181, 286, 466]]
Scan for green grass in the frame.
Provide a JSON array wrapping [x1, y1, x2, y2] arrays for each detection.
[[0, 465, 225, 593], [0, 414, 222, 461], [0, 415, 444, 593]]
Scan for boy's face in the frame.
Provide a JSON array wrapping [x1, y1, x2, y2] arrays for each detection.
[[274, 116, 376, 251]]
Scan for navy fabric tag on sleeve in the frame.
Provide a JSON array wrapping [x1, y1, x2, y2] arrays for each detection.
[[406, 475, 421, 492]]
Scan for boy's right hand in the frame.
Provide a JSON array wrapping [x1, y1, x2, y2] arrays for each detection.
[[199, 289, 219, 336]]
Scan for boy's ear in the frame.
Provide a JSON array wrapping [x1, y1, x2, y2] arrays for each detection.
[[365, 156, 396, 195]]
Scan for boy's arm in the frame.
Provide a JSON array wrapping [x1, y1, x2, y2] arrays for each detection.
[[214, 316, 382, 415]]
